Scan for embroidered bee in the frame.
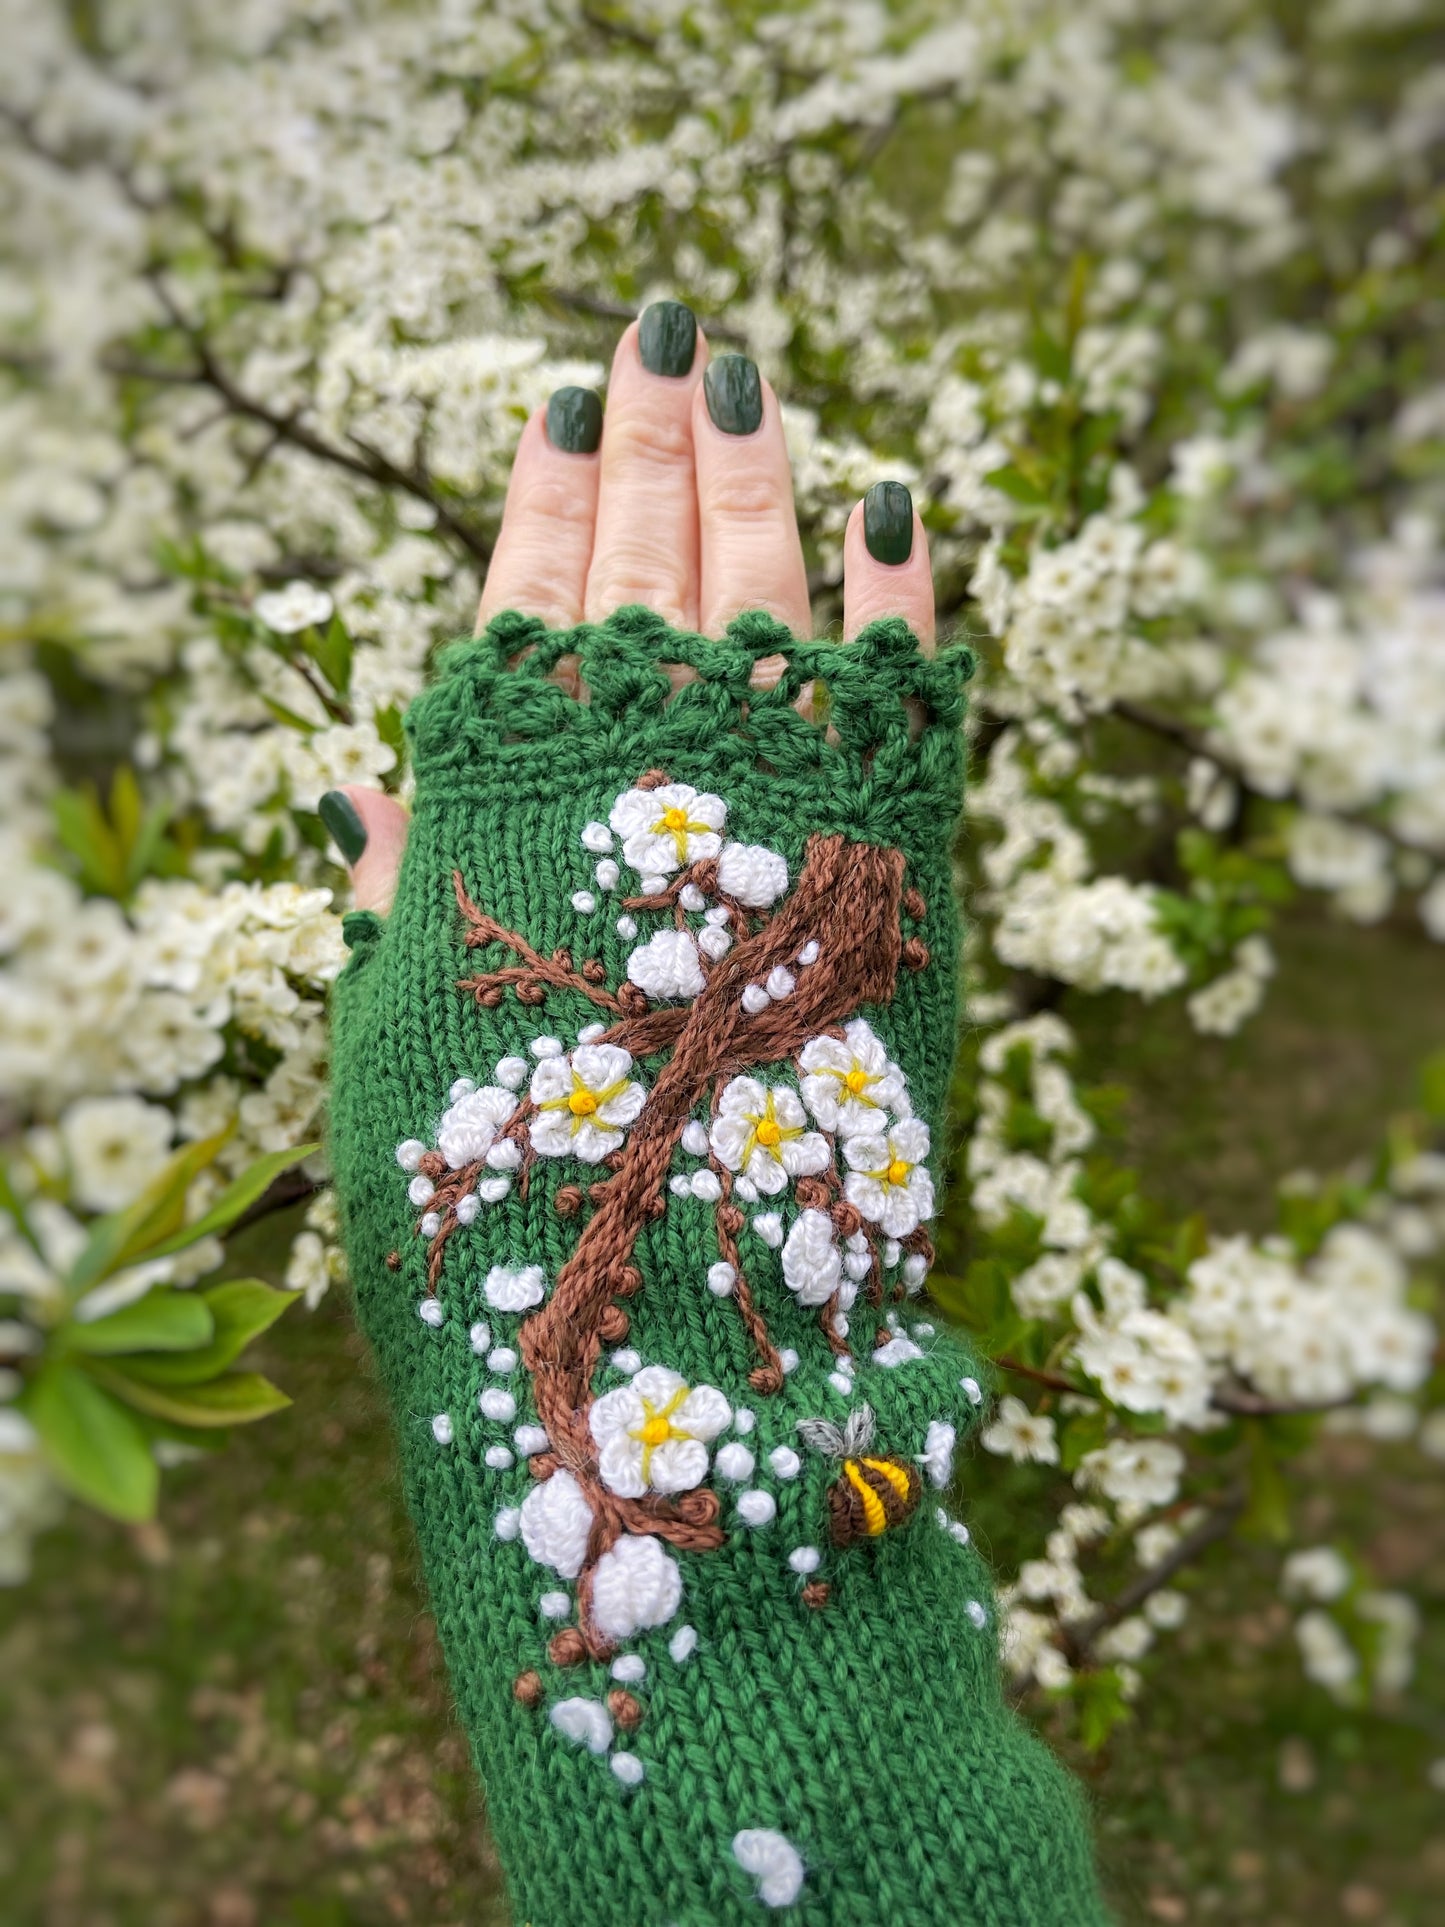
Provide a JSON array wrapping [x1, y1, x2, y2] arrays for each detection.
[[797, 1404, 922, 1548]]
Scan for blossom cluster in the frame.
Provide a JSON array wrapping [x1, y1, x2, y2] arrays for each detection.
[[969, 1015, 1443, 1698]]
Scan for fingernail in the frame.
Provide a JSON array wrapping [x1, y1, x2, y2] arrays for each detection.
[[319, 790, 367, 865], [546, 386, 603, 453], [704, 355, 763, 436], [863, 481, 914, 565], [638, 300, 697, 377]]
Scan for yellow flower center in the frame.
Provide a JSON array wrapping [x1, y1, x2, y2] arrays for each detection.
[[844, 1067, 871, 1096], [651, 800, 711, 862], [741, 1089, 803, 1167], [886, 1157, 912, 1187], [541, 1071, 633, 1131], [628, 1386, 691, 1481]]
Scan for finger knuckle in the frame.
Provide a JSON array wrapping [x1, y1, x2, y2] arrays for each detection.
[[587, 564, 690, 627], [517, 473, 598, 534], [603, 410, 694, 470], [705, 471, 790, 524]]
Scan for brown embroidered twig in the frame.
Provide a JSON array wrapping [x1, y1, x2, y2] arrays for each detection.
[[511, 833, 905, 1644], [453, 871, 627, 1013], [438, 827, 908, 1649], [622, 856, 764, 938], [709, 1157, 784, 1393]]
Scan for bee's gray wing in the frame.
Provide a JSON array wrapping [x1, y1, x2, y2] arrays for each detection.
[[796, 1417, 846, 1457], [841, 1404, 877, 1455]]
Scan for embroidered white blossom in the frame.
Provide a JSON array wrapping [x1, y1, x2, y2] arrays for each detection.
[[714, 1442, 755, 1481], [715, 842, 788, 906], [484, 1265, 547, 1311], [919, 1420, 956, 1487], [435, 1084, 518, 1169], [589, 1365, 731, 1496], [590, 1533, 683, 1640], [732, 1829, 805, 1909], [781, 1209, 843, 1306], [520, 1469, 592, 1579], [710, 1077, 829, 1195], [549, 1696, 613, 1753], [529, 1045, 645, 1161], [799, 1020, 908, 1136], [842, 1118, 935, 1237], [626, 928, 706, 1001], [873, 1335, 925, 1366], [610, 782, 725, 875]]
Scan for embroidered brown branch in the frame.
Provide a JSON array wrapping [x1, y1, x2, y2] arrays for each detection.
[[454, 872, 630, 1014], [432, 822, 910, 1649], [510, 830, 906, 1646], [710, 1166, 785, 1393]]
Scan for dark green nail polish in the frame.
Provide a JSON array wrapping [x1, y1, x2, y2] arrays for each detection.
[[546, 386, 603, 453], [319, 790, 367, 866], [638, 300, 697, 377], [863, 480, 914, 565], [704, 355, 763, 436]]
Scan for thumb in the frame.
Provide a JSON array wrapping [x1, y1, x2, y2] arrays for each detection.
[[318, 787, 410, 915]]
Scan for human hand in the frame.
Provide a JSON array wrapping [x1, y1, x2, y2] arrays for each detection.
[[318, 300, 933, 904]]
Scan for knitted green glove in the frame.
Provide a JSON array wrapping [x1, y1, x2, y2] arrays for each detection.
[[329, 606, 1108, 1926]]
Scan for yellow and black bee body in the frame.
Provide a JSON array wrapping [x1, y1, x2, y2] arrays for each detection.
[[797, 1406, 922, 1549]]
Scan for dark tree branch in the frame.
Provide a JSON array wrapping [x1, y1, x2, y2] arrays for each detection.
[[1061, 1483, 1247, 1665], [223, 1167, 323, 1242], [103, 314, 493, 568], [1110, 699, 1415, 853], [996, 1354, 1360, 1422]]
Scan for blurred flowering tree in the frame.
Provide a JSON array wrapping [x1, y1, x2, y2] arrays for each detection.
[[1, 0, 1442, 1749]]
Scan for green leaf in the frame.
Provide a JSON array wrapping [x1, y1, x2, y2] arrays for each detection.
[[22, 1361, 158, 1520], [261, 693, 320, 735], [1031, 326, 1072, 385], [144, 1143, 320, 1261], [65, 1128, 232, 1296], [50, 767, 177, 902], [52, 783, 125, 898], [306, 615, 353, 696], [1060, 1407, 1111, 1472], [1074, 1667, 1132, 1752], [374, 704, 406, 763], [983, 463, 1049, 508], [119, 1279, 298, 1385], [0, 1159, 43, 1260], [61, 1288, 214, 1356], [88, 1364, 292, 1428]]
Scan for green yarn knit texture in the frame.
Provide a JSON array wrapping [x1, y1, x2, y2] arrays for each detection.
[[328, 606, 1109, 1926]]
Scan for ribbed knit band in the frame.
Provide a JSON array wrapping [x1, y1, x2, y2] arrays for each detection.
[[328, 607, 1108, 1925]]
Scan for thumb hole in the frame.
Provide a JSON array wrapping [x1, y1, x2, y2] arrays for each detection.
[[320, 787, 410, 915]]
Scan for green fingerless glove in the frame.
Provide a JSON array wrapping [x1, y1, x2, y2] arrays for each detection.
[[329, 606, 1109, 1926]]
